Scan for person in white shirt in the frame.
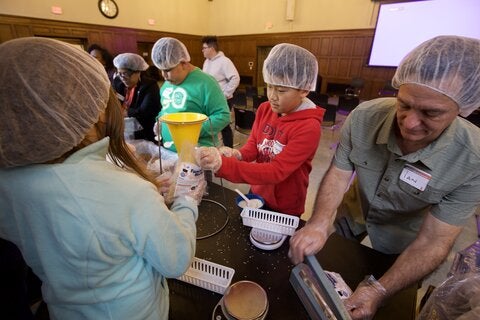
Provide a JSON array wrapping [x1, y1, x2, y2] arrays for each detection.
[[202, 35, 240, 148]]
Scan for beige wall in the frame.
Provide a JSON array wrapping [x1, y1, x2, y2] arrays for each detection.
[[0, 0, 210, 35], [208, 0, 379, 35], [0, 0, 379, 35]]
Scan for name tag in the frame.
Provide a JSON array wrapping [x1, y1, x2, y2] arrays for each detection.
[[399, 164, 431, 191]]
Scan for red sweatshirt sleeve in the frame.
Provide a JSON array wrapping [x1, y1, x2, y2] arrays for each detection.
[[216, 117, 321, 185]]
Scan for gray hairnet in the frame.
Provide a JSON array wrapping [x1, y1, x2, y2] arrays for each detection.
[[263, 43, 318, 91], [0, 37, 110, 168], [113, 53, 149, 71], [151, 37, 191, 70], [392, 35, 480, 117]]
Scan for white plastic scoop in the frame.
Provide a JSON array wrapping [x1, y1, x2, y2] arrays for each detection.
[[235, 189, 252, 207]]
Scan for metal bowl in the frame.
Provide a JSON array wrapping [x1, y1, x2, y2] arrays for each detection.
[[223, 280, 268, 320]]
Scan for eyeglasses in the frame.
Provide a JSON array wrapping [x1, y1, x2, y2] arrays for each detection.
[[160, 63, 182, 73], [118, 69, 136, 78]]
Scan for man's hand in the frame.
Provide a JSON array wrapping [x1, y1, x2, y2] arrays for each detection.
[[288, 222, 330, 265], [344, 276, 387, 320], [289, 164, 353, 265]]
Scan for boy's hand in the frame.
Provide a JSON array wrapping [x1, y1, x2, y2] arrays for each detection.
[[195, 147, 222, 173], [219, 146, 242, 160]]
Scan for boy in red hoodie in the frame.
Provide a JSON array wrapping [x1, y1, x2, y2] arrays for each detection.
[[196, 43, 325, 216]]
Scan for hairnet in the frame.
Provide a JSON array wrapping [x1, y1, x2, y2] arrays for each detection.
[[113, 53, 149, 71], [262, 43, 318, 91], [151, 37, 191, 70], [392, 35, 480, 117], [0, 37, 110, 168]]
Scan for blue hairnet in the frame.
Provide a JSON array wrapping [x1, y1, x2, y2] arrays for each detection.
[[392, 36, 480, 117]]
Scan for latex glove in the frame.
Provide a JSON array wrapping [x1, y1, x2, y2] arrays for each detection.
[[195, 147, 222, 173], [190, 178, 207, 205], [218, 146, 242, 160], [155, 171, 172, 195], [344, 275, 387, 320], [173, 178, 207, 207]]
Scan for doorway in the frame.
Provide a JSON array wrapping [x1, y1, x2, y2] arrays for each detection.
[[256, 46, 273, 92], [137, 42, 155, 65]]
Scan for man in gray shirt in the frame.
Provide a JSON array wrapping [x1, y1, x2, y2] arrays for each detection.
[[289, 35, 480, 320]]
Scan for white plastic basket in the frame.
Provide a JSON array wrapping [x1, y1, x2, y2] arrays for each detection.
[[177, 257, 235, 294], [240, 207, 299, 236]]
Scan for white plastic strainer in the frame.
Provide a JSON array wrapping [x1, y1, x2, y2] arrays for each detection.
[[240, 207, 300, 236], [177, 257, 235, 294]]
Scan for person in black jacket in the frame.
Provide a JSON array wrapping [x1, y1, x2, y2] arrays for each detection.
[[87, 44, 116, 83], [113, 53, 160, 142]]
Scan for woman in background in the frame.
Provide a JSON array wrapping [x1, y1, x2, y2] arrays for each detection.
[[87, 43, 116, 82], [113, 53, 160, 142]]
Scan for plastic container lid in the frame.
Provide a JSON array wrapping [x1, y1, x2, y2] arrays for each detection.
[[249, 228, 287, 251]]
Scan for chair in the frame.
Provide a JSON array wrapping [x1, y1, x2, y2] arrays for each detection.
[[322, 104, 337, 127], [337, 77, 364, 114], [230, 91, 247, 108], [252, 95, 268, 111], [307, 92, 329, 107], [245, 86, 258, 98], [337, 95, 360, 114], [234, 107, 255, 135], [344, 77, 365, 97], [378, 81, 398, 97]]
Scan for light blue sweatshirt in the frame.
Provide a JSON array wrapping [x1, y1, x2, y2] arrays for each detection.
[[0, 138, 198, 319]]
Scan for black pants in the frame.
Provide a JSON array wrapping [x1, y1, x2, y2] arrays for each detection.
[[0, 239, 36, 320], [221, 100, 234, 148]]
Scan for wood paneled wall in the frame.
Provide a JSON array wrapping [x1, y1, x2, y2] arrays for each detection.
[[220, 30, 396, 99], [0, 14, 204, 69], [0, 14, 396, 100]]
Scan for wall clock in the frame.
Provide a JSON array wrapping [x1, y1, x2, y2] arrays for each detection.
[[98, 0, 119, 19]]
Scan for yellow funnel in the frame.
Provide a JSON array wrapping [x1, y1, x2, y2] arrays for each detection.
[[159, 112, 208, 161]]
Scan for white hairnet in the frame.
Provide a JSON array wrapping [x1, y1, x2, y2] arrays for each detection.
[[262, 43, 318, 91], [392, 35, 480, 117], [151, 37, 191, 70], [0, 37, 110, 168], [113, 53, 149, 71]]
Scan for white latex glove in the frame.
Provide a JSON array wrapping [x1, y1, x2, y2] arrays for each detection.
[[190, 178, 207, 205], [344, 275, 387, 320], [172, 177, 207, 206], [195, 147, 222, 173], [219, 146, 242, 160]]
